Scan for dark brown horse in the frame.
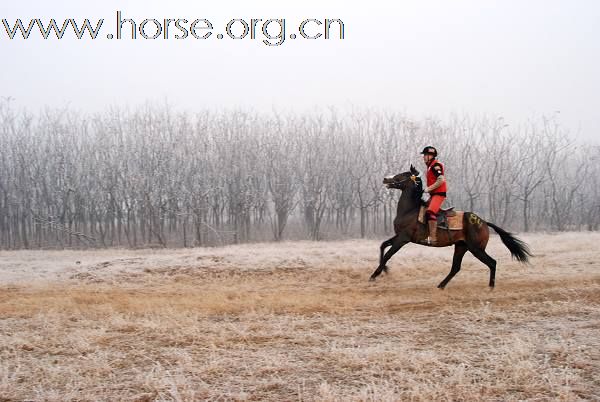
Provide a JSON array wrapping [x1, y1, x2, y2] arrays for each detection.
[[370, 165, 532, 288]]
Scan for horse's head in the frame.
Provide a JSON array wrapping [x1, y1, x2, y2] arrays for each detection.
[[383, 165, 421, 190]]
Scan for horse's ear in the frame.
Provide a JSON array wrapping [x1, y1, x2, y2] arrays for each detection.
[[410, 164, 419, 176]]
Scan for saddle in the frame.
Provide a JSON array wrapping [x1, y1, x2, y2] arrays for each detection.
[[418, 206, 464, 230]]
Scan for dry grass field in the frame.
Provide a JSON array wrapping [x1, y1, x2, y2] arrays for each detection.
[[1, 232, 599, 401]]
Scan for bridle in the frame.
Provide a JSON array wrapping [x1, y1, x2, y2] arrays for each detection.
[[391, 175, 418, 186]]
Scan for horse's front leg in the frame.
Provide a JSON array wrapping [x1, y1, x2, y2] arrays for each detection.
[[378, 235, 397, 271], [370, 237, 408, 281]]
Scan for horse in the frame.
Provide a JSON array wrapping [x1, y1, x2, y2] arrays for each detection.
[[370, 165, 532, 288]]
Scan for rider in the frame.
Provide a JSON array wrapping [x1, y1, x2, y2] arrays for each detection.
[[421, 146, 447, 245]]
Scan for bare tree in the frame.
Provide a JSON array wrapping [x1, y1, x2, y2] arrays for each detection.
[[0, 101, 596, 250]]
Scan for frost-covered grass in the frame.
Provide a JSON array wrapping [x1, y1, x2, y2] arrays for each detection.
[[1, 233, 599, 401]]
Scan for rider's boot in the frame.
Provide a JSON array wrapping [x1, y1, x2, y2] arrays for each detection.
[[426, 220, 438, 246]]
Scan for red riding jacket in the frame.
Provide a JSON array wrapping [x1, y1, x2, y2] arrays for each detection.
[[426, 159, 447, 196]]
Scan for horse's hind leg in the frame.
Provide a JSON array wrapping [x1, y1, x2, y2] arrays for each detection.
[[468, 246, 497, 288], [438, 241, 467, 289], [370, 237, 408, 281], [379, 235, 397, 273]]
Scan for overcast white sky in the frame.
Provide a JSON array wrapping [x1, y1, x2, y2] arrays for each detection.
[[1, 0, 599, 141]]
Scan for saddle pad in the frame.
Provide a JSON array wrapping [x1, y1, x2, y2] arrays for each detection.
[[418, 206, 464, 230], [445, 211, 464, 230], [418, 206, 426, 224]]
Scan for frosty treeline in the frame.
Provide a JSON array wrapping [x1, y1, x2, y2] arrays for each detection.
[[0, 102, 598, 249]]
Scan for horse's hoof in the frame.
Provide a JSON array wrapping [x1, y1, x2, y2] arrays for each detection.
[[437, 284, 445, 290], [369, 277, 376, 282], [382, 265, 389, 274]]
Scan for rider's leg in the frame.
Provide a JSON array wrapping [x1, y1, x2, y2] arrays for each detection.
[[426, 195, 445, 245]]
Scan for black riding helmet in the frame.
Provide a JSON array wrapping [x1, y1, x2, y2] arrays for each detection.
[[420, 146, 438, 158]]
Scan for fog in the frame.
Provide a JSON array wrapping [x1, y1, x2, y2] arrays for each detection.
[[1, 0, 599, 141]]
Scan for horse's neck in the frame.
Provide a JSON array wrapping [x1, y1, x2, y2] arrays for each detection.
[[397, 189, 420, 215]]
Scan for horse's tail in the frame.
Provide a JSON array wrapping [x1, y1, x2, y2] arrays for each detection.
[[486, 222, 532, 263]]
